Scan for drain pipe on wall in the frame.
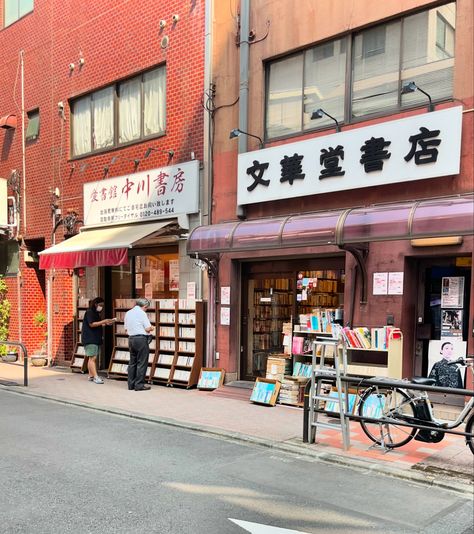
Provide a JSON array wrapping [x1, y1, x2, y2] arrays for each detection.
[[236, 0, 250, 220], [204, 0, 216, 367]]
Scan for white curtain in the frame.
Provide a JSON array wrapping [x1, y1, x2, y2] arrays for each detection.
[[144, 67, 166, 136], [119, 78, 141, 143], [93, 87, 114, 150], [72, 97, 91, 156]]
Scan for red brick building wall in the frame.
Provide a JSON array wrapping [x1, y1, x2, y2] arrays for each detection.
[[0, 0, 205, 361]]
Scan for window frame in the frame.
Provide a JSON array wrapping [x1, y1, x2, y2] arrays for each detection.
[[264, 2, 455, 142], [25, 108, 40, 142], [3, 0, 34, 28], [0, 240, 20, 277], [70, 65, 166, 159]]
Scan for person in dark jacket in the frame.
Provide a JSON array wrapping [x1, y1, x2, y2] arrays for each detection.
[[81, 297, 116, 384]]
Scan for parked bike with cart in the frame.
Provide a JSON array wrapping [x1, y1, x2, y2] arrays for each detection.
[[357, 357, 474, 454]]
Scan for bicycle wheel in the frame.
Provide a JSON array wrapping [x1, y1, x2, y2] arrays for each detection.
[[465, 413, 474, 454], [358, 386, 417, 448]]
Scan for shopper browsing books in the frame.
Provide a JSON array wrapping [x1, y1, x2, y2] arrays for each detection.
[[81, 297, 117, 384], [124, 298, 154, 391]]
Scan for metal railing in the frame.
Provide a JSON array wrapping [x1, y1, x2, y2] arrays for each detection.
[[0, 341, 28, 386], [303, 374, 474, 443]]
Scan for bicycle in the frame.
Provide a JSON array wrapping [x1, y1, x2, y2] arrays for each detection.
[[357, 357, 474, 454]]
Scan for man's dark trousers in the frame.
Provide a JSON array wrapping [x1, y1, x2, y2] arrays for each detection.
[[128, 336, 149, 390]]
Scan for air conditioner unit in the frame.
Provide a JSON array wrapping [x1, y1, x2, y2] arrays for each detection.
[[24, 250, 39, 263]]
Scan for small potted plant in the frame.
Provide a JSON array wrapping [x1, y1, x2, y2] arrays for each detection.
[[31, 310, 48, 366]]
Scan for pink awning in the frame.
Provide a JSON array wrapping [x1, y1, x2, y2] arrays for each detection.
[[187, 194, 474, 255], [39, 248, 128, 270], [39, 220, 177, 269]]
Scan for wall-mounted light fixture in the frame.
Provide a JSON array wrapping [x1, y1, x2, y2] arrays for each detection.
[[143, 147, 175, 160], [159, 19, 166, 29], [103, 156, 119, 177], [172, 14, 180, 23], [310, 108, 341, 132], [69, 63, 75, 72], [410, 236, 463, 247], [229, 128, 263, 149], [401, 81, 434, 112]]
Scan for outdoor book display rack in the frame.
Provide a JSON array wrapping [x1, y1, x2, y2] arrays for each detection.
[[70, 297, 89, 373], [107, 299, 205, 389]]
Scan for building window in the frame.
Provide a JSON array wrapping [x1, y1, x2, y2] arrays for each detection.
[[25, 109, 40, 141], [0, 240, 19, 276], [71, 65, 166, 157], [4, 0, 33, 27], [265, 2, 455, 139]]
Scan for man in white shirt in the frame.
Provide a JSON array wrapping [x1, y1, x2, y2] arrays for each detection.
[[124, 298, 154, 391]]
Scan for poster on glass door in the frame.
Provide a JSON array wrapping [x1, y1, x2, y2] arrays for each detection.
[[441, 277, 464, 308]]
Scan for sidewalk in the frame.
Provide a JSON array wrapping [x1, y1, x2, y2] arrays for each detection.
[[1, 361, 473, 494]]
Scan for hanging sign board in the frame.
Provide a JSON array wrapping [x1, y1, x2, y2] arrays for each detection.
[[441, 277, 464, 308]]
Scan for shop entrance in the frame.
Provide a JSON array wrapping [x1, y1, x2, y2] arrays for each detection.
[[241, 256, 345, 381], [415, 256, 471, 405]]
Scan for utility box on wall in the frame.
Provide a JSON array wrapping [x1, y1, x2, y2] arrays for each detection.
[[0, 179, 7, 227]]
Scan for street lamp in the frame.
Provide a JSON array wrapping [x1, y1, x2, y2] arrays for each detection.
[[310, 108, 341, 132], [401, 81, 434, 112], [229, 128, 263, 149]]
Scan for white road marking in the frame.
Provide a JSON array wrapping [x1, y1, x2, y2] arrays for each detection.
[[229, 518, 310, 533]]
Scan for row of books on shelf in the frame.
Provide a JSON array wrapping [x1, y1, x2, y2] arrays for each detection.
[[253, 306, 290, 319], [254, 279, 290, 290], [292, 362, 313, 378], [159, 326, 175, 337], [301, 270, 339, 280], [298, 294, 339, 307], [331, 324, 400, 350], [178, 327, 195, 338], [253, 319, 285, 334], [253, 292, 293, 306], [296, 309, 339, 333], [153, 368, 191, 381]]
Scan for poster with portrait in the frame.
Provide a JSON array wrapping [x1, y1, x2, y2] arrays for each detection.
[[441, 309, 463, 340], [427, 340, 467, 388]]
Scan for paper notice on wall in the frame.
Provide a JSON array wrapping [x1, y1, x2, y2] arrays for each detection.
[[441, 277, 464, 308], [388, 272, 404, 295], [187, 282, 196, 301], [169, 260, 179, 291], [221, 286, 231, 305], [373, 272, 388, 295], [150, 259, 164, 291], [144, 283, 153, 299], [220, 306, 230, 326], [135, 273, 143, 289]]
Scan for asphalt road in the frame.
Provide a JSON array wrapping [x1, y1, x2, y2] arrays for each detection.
[[0, 389, 472, 534]]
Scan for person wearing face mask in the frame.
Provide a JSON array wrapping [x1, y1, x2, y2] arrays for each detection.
[[81, 297, 116, 384]]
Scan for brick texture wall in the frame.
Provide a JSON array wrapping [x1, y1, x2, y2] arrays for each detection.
[[0, 0, 205, 362]]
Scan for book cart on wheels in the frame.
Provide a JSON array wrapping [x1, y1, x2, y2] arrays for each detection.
[[151, 299, 205, 388], [107, 299, 156, 381], [70, 297, 89, 373]]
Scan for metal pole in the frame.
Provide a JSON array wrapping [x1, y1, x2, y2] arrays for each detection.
[[0, 341, 28, 386]]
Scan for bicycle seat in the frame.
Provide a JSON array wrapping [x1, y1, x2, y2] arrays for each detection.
[[411, 377, 436, 386]]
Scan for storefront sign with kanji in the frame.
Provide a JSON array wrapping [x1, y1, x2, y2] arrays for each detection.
[[237, 107, 462, 206], [83, 160, 199, 226]]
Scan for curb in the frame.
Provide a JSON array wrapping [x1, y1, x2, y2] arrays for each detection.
[[2, 384, 473, 496]]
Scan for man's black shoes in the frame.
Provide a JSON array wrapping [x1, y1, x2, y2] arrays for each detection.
[[134, 385, 151, 391]]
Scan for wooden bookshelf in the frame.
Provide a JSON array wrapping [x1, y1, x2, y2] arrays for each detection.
[[150, 299, 206, 388], [70, 297, 89, 373], [107, 299, 155, 380]]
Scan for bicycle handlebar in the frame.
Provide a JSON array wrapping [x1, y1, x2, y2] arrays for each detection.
[[447, 357, 473, 366]]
